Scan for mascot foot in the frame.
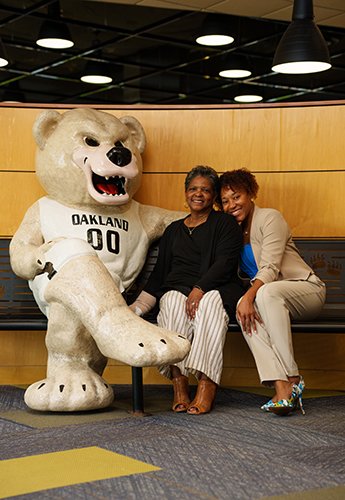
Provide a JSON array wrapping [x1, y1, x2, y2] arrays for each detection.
[[95, 310, 190, 367], [24, 369, 114, 412], [42, 252, 191, 368]]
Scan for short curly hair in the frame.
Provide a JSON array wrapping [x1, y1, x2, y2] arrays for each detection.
[[184, 165, 219, 193], [219, 168, 259, 198]]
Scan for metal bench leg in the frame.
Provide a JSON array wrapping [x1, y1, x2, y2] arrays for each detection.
[[131, 366, 146, 416]]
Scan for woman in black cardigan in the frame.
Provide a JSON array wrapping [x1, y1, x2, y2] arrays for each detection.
[[130, 166, 243, 414]]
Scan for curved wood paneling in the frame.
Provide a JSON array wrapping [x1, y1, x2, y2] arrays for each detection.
[[1, 102, 344, 389]]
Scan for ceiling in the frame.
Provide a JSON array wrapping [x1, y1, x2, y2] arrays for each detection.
[[1, 0, 345, 105]]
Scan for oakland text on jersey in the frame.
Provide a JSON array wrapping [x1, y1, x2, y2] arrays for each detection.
[[71, 213, 129, 232]]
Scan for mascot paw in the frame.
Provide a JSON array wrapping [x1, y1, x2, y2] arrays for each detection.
[[24, 369, 114, 412], [95, 314, 191, 367]]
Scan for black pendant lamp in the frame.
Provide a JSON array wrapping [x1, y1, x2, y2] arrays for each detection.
[[36, 1, 74, 49], [219, 55, 252, 79], [272, 0, 331, 74], [0, 38, 9, 67], [80, 60, 113, 85], [196, 14, 234, 47]]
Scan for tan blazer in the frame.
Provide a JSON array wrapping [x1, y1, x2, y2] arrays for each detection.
[[250, 205, 312, 284]]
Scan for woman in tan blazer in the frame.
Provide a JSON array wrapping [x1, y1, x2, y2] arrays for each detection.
[[219, 168, 326, 416]]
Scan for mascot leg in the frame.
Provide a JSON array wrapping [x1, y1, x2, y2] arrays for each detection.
[[24, 302, 114, 412], [33, 238, 190, 369]]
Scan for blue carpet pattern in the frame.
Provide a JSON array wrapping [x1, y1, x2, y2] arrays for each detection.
[[1, 384, 345, 499]]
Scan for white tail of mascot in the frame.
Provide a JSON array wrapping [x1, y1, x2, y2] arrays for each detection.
[[10, 108, 190, 412]]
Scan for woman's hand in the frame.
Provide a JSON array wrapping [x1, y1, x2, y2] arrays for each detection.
[[186, 287, 204, 320], [236, 280, 264, 335]]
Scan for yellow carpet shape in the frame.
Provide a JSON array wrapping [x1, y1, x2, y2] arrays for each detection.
[[0, 446, 161, 498]]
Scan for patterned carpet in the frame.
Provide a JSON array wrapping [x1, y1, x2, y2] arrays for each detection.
[[1, 384, 345, 499]]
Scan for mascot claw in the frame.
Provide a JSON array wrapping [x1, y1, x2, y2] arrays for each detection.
[[24, 370, 114, 412]]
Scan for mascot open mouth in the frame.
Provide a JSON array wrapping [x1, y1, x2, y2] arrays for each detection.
[[92, 172, 126, 196]]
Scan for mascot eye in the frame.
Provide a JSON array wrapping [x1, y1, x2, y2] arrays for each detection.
[[85, 137, 100, 147]]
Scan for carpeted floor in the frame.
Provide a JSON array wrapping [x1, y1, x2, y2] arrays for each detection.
[[1, 384, 345, 499]]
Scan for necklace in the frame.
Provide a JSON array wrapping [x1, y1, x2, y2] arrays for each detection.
[[185, 214, 208, 236]]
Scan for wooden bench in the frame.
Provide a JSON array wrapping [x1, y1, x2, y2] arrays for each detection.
[[1, 238, 345, 414]]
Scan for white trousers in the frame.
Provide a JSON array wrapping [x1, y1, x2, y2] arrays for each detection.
[[239, 274, 326, 384], [157, 290, 229, 384]]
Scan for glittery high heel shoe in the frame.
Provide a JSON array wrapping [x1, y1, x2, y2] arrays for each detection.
[[291, 376, 305, 415], [260, 399, 275, 412], [268, 376, 305, 416]]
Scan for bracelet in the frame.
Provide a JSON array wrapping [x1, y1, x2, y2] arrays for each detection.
[[193, 285, 204, 293]]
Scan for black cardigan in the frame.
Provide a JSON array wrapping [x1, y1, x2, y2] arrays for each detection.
[[145, 210, 244, 316]]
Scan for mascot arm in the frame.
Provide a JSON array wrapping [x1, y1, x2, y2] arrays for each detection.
[[139, 204, 186, 242], [10, 202, 50, 280]]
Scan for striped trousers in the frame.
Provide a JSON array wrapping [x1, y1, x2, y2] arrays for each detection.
[[157, 290, 229, 384]]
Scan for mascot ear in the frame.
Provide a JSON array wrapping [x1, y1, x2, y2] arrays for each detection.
[[33, 110, 62, 150], [120, 115, 146, 154]]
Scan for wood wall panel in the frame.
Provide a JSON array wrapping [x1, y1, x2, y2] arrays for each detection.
[[135, 170, 345, 237], [106, 108, 281, 172], [2, 170, 344, 238], [4, 105, 345, 174], [281, 105, 345, 170], [0, 172, 46, 236], [0, 108, 41, 171], [253, 171, 345, 237], [1, 102, 345, 390], [135, 173, 186, 211]]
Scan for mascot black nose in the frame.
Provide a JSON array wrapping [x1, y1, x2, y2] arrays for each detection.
[[107, 146, 132, 167]]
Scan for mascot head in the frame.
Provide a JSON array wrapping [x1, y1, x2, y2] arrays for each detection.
[[33, 108, 146, 209]]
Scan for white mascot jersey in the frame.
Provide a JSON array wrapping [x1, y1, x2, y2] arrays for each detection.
[[38, 196, 149, 292]]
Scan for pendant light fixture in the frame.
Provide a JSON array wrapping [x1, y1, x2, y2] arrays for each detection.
[[196, 14, 234, 47], [272, 0, 331, 74], [231, 84, 263, 103], [36, 1, 74, 49], [219, 55, 251, 79], [0, 38, 9, 67], [80, 60, 113, 85]]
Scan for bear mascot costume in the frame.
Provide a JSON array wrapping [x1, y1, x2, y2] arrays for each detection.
[[10, 108, 190, 412]]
